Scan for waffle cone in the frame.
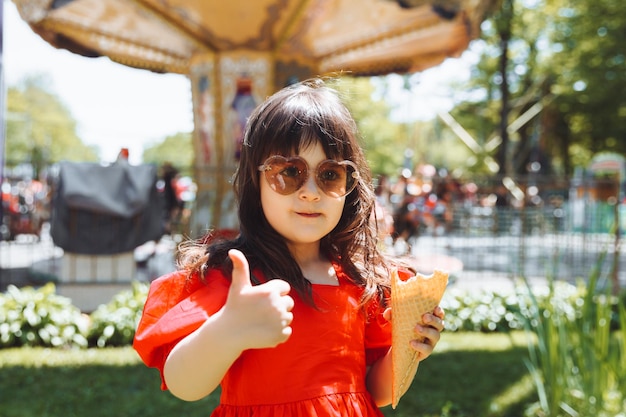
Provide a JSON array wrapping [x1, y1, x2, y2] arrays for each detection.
[[391, 268, 448, 408]]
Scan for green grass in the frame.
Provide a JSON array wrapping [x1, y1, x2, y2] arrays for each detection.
[[0, 332, 534, 417], [381, 331, 535, 417], [0, 347, 219, 417]]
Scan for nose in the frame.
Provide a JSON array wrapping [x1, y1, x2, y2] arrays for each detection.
[[298, 173, 321, 200]]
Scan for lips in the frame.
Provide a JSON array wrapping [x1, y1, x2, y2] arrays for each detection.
[[296, 212, 321, 218]]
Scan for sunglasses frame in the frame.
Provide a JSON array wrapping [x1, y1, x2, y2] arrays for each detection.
[[258, 155, 360, 197]]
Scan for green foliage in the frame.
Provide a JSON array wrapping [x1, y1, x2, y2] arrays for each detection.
[[87, 281, 149, 347], [337, 75, 474, 177], [0, 283, 88, 348], [442, 287, 525, 332], [0, 282, 149, 349], [519, 272, 626, 416], [443, 277, 626, 416], [5, 76, 99, 173], [546, 0, 626, 156], [333, 77, 408, 177], [3, 277, 621, 352], [441, 280, 584, 333], [142, 131, 194, 176], [450, 0, 626, 177], [416, 122, 475, 176]]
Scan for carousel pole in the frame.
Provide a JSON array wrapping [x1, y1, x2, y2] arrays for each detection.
[[188, 52, 274, 238]]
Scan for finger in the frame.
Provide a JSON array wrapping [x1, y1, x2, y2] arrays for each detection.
[[415, 323, 441, 346], [410, 339, 434, 360], [433, 305, 445, 320], [281, 324, 293, 339], [422, 313, 445, 332], [278, 311, 294, 341], [283, 294, 295, 312], [281, 311, 294, 327], [263, 278, 292, 296], [228, 249, 252, 292], [382, 307, 392, 321]]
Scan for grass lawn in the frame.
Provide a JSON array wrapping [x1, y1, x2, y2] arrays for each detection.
[[0, 331, 535, 417]]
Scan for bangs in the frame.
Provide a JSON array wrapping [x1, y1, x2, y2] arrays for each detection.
[[254, 92, 353, 161]]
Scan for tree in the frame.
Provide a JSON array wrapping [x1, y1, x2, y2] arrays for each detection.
[[451, 0, 548, 177], [450, 0, 626, 178], [330, 77, 407, 177], [334, 76, 473, 179], [142, 131, 193, 176], [544, 0, 626, 165], [5, 76, 98, 177]]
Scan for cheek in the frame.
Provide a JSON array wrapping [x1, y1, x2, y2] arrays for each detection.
[[260, 181, 281, 224], [328, 200, 346, 226]]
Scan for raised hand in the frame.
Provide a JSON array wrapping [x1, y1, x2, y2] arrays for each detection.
[[222, 249, 295, 350], [383, 305, 445, 361]]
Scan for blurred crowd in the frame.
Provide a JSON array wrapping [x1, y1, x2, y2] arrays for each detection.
[[1, 176, 51, 241], [372, 163, 523, 254]]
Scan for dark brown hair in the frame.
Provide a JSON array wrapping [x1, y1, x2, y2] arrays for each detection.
[[178, 78, 390, 306]]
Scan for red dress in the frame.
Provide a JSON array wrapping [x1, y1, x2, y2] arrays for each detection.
[[134, 262, 392, 417]]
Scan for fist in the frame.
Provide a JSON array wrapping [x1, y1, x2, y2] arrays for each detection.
[[223, 249, 294, 350]]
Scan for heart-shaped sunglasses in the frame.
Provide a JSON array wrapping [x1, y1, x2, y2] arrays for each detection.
[[258, 155, 359, 198]]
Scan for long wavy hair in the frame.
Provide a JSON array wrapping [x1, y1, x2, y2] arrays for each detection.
[[178, 78, 391, 306]]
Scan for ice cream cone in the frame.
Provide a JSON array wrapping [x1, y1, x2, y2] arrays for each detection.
[[391, 268, 448, 408]]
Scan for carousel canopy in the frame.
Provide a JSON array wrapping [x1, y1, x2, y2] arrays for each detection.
[[12, 0, 497, 80]]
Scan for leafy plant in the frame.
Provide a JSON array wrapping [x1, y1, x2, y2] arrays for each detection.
[[441, 288, 523, 332], [441, 281, 583, 334], [87, 281, 149, 347], [519, 264, 626, 416], [0, 283, 88, 348]]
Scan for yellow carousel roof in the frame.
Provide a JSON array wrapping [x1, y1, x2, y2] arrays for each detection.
[[13, 0, 496, 78]]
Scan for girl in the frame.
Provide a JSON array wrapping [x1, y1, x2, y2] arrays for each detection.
[[134, 78, 445, 416]]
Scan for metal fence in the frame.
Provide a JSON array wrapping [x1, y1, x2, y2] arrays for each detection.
[[405, 202, 625, 293], [1, 200, 625, 296]]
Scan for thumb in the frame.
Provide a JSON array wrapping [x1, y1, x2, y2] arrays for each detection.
[[228, 249, 252, 292]]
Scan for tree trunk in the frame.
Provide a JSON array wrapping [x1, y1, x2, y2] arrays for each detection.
[[496, 0, 513, 176]]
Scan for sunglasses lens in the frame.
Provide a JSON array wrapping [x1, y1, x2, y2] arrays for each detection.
[[263, 157, 307, 195], [260, 156, 358, 197], [317, 161, 357, 197]]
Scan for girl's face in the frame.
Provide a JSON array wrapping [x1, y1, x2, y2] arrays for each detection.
[[260, 142, 347, 251]]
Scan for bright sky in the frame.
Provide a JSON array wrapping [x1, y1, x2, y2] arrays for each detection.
[[3, 0, 477, 165], [3, 0, 194, 165]]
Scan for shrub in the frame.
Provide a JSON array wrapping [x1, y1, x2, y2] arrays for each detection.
[[441, 287, 525, 332], [87, 281, 149, 347], [2, 277, 622, 355], [441, 280, 585, 333], [0, 283, 88, 348]]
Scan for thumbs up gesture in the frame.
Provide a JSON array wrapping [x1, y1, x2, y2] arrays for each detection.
[[222, 249, 295, 350]]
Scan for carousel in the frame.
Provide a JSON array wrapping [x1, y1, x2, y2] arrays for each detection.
[[12, 0, 496, 236]]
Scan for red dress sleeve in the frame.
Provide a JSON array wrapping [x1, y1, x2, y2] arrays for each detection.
[[363, 267, 414, 365], [133, 269, 230, 389], [362, 284, 392, 366]]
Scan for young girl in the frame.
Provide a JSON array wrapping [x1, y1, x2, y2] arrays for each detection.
[[134, 78, 445, 416]]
